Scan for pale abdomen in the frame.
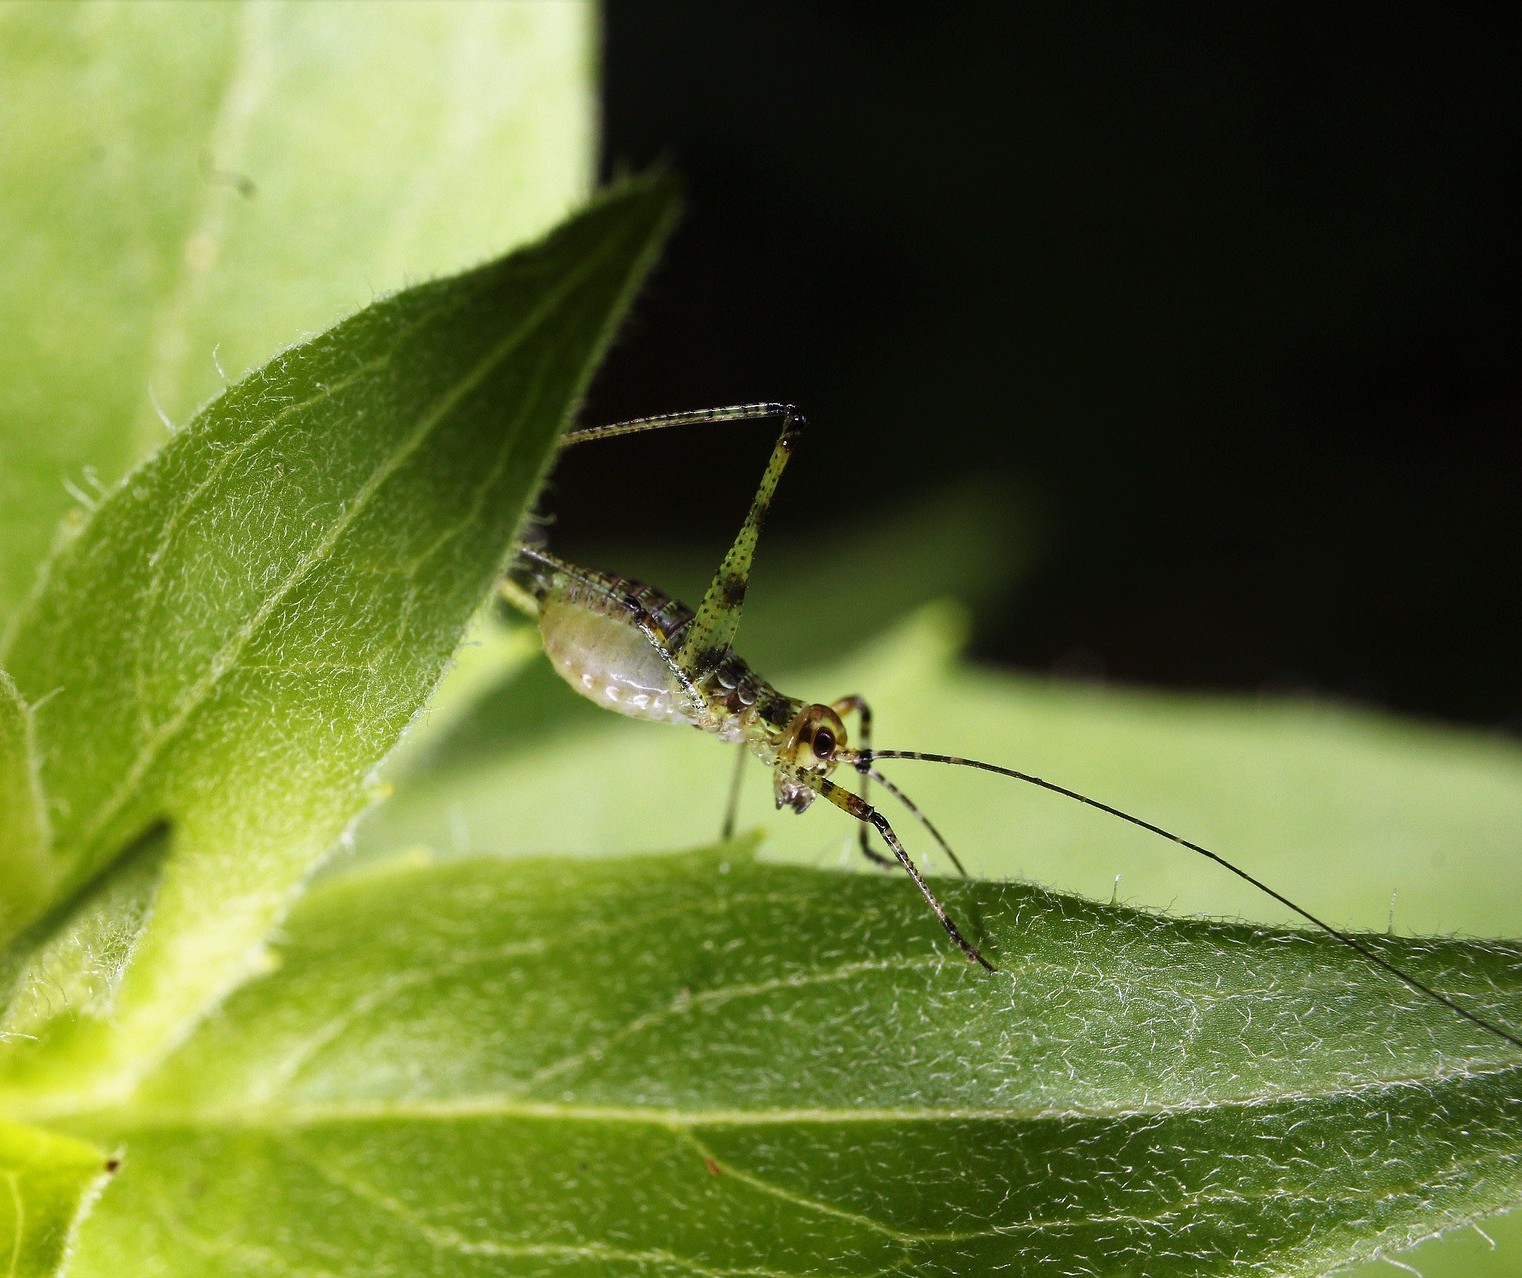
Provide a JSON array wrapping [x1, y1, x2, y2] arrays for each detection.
[[540, 592, 697, 726]]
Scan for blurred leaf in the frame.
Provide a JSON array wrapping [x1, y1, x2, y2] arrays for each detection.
[[60, 848, 1522, 1277], [0, 179, 677, 1110], [0, 670, 50, 937], [0, 0, 594, 622], [1384, 1214, 1522, 1278], [0, 1116, 112, 1278], [548, 477, 1032, 676]]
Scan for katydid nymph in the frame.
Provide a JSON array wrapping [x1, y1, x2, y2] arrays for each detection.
[[500, 403, 1522, 1053]]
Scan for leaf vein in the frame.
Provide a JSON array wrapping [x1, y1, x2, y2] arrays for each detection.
[[91, 1056, 1522, 1134], [266, 889, 814, 1096], [281, 1130, 799, 1278], [130, 354, 388, 741], [76, 233, 614, 864], [519, 956, 943, 1098], [680, 1128, 917, 1248]]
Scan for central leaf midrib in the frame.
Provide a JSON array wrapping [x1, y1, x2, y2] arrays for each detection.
[[62, 1057, 1522, 1134]]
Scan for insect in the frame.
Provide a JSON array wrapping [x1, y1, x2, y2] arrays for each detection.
[[501, 402, 1522, 1051]]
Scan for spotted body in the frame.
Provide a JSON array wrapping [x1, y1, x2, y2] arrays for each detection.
[[512, 550, 802, 746]]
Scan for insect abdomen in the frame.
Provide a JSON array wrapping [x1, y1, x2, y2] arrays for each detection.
[[540, 586, 698, 726]]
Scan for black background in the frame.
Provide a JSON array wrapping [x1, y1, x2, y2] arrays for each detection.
[[577, 5, 1520, 731]]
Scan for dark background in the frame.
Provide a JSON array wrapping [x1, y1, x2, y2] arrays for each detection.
[[575, 6, 1520, 731]]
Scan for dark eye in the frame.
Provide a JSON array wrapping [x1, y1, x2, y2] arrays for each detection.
[[813, 727, 835, 759]]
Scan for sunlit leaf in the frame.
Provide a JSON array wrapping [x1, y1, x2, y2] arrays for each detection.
[[0, 671, 50, 938], [0, 0, 593, 621], [0, 1116, 112, 1278], [0, 179, 677, 1109], [61, 848, 1522, 1277]]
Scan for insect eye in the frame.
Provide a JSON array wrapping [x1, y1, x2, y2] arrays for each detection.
[[813, 727, 835, 759]]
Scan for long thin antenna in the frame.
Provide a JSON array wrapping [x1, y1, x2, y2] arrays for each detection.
[[864, 764, 971, 878], [863, 748, 1522, 1052]]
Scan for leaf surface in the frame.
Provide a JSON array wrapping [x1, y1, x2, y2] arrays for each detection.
[[0, 672, 50, 938], [61, 848, 1522, 1277], [348, 601, 1522, 1277], [0, 180, 677, 1109], [0, 0, 593, 621], [0, 1117, 112, 1278]]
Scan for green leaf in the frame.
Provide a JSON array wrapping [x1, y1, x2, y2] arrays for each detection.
[[0, 671, 50, 937], [57, 848, 1522, 1277], [345, 599, 1522, 1276], [0, 828, 168, 1065], [0, 1116, 113, 1278], [0, 179, 678, 1110], [0, 0, 594, 623]]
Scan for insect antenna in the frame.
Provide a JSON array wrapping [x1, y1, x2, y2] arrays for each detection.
[[863, 764, 971, 879], [861, 748, 1522, 1052]]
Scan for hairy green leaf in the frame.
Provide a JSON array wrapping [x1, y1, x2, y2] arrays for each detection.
[[0, 1116, 112, 1278], [348, 601, 1522, 1277], [0, 0, 593, 622], [58, 848, 1522, 1277], [0, 180, 677, 1109]]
